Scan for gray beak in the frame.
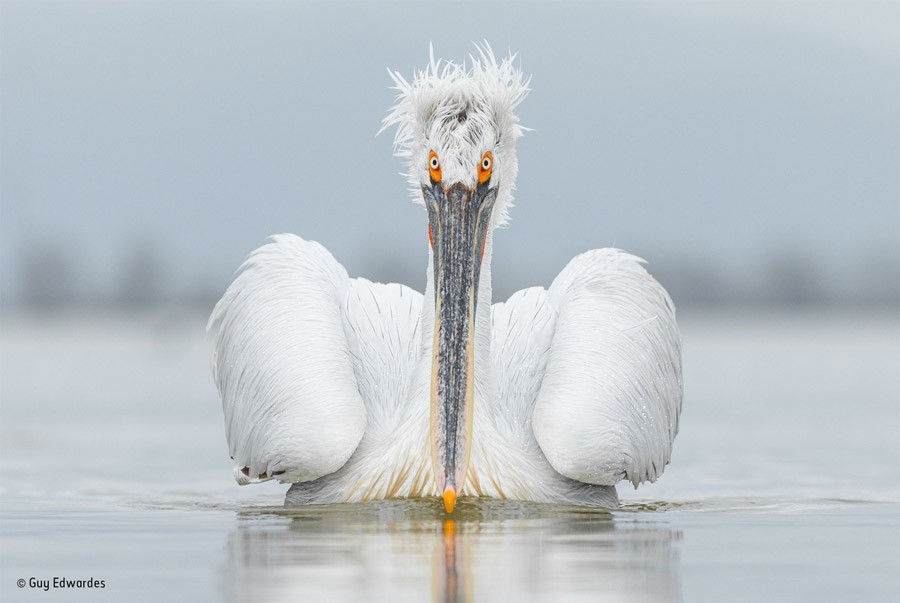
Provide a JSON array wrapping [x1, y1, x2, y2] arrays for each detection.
[[424, 180, 496, 513]]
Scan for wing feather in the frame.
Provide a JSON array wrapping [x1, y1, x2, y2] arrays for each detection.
[[209, 234, 367, 485], [341, 279, 423, 440], [532, 249, 683, 487], [489, 287, 556, 447]]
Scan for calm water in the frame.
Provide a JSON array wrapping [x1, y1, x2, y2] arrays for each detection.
[[1, 309, 899, 602]]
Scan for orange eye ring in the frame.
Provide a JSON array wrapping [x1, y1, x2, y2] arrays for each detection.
[[478, 151, 493, 184], [428, 150, 442, 182]]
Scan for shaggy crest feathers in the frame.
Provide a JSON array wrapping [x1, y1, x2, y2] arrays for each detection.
[[379, 43, 531, 227]]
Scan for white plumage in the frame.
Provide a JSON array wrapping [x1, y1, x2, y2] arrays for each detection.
[[209, 45, 682, 510]]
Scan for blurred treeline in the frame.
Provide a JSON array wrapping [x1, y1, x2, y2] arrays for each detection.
[[3, 238, 897, 314]]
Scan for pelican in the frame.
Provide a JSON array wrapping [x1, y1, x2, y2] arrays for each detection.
[[209, 46, 682, 513]]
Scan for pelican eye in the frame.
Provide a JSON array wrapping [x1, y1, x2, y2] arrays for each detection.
[[478, 151, 493, 184], [428, 150, 442, 182]]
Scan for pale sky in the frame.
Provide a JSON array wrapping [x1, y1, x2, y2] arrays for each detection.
[[1, 1, 897, 305]]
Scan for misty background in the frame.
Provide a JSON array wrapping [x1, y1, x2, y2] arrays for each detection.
[[1, 1, 898, 314], [1, 6, 898, 600]]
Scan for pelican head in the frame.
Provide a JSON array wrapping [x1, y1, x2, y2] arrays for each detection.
[[382, 45, 530, 512]]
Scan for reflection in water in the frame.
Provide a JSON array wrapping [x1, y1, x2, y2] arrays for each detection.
[[223, 499, 682, 602], [437, 520, 463, 603]]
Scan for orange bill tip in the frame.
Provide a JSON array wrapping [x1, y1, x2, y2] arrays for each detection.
[[442, 487, 457, 513]]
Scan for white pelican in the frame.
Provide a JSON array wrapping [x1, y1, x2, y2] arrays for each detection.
[[209, 46, 682, 513]]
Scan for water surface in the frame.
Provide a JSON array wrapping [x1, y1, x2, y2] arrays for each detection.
[[1, 310, 898, 601]]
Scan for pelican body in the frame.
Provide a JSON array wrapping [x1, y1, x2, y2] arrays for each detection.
[[209, 47, 682, 512]]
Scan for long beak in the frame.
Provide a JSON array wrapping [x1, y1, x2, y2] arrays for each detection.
[[425, 181, 496, 513]]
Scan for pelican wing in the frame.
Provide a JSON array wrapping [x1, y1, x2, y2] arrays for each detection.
[[340, 277, 422, 441], [531, 249, 683, 487], [489, 287, 556, 446], [209, 234, 370, 485]]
